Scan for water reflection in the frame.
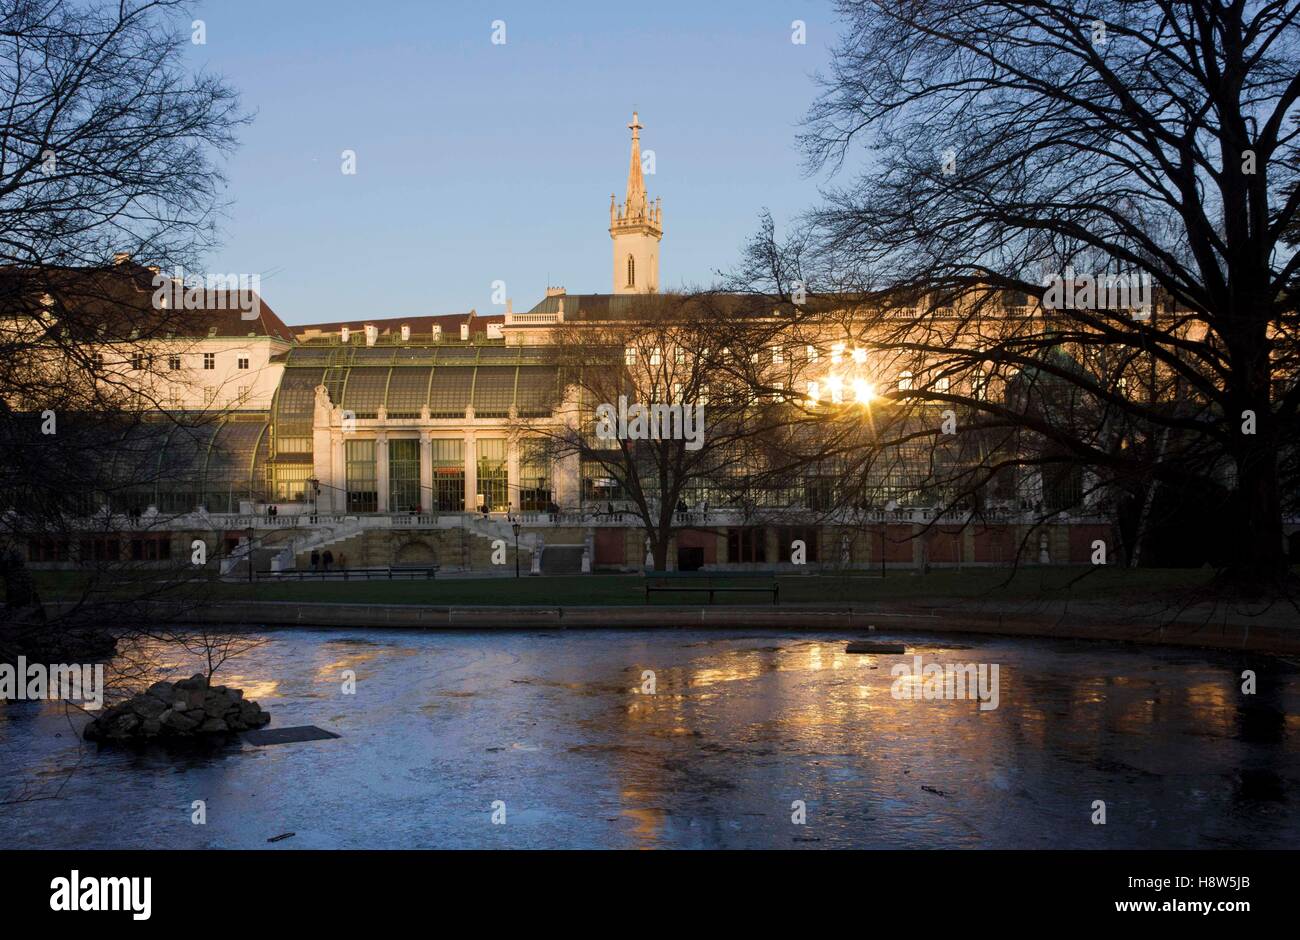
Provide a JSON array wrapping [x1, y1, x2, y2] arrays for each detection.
[[0, 629, 1296, 849]]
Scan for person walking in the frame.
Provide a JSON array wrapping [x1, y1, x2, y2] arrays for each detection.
[[310, 549, 320, 573], [338, 552, 348, 570], [323, 549, 334, 572]]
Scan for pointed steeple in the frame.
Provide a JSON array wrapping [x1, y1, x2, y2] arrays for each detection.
[[625, 111, 647, 216], [609, 110, 662, 294]]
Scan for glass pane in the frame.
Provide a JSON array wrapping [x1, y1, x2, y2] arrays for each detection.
[[346, 439, 377, 512], [388, 439, 421, 512]]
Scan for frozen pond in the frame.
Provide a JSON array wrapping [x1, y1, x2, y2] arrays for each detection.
[[1, 628, 1297, 848]]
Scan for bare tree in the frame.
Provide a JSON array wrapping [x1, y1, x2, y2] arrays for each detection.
[[0, 0, 249, 660], [734, 0, 1300, 588], [520, 293, 830, 570]]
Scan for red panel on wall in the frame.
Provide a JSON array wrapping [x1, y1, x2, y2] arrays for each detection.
[[594, 528, 626, 565], [1069, 524, 1112, 563], [973, 526, 1014, 563], [675, 528, 717, 564]]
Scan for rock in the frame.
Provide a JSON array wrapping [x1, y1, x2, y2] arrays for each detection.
[[83, 677, 268, 743], [130, 696, 167, 719], [202, 694, 231, 719], [160, 708, 200, 733], [146, 681, 176, 703]]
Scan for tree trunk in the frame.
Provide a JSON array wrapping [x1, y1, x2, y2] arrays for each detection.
[[1228, 440, 1287, 587]]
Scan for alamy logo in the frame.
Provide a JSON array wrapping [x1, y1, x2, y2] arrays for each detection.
[[1041, 268, 1151, 315], [890, 655, 1000, 711], [0, 658, 103, 710], [151, 266, 262, 319], [594, 395, 705, 451], [50, 870, 151, 920]]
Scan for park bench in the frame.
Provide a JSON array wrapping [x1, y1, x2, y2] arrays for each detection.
[[267, 565, 438, 581], [644, 570, 779, 605]]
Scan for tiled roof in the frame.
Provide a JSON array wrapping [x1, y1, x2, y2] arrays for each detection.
[[0, 262, 294, 342]]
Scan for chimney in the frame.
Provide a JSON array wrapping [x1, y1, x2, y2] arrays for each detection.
[[112, 251, 132, 266], [365, 324, 378, 346]]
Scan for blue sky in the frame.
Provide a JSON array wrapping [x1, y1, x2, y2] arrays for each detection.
[[188, 0, 839, 325]]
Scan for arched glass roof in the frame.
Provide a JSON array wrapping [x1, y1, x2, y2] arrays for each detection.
[[275, 346, 562, 420]]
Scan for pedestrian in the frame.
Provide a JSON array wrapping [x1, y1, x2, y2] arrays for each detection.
[[310, 549, 320, 572], [338, 552, 347, 570], [323, 549, 333, 571]]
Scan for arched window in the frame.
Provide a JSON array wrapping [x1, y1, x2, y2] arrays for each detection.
[[626, 255, 635, 287], [898, 370, 913, 391]]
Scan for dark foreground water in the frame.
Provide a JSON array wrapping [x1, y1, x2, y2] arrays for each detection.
[[1, 628, 1297, 848]]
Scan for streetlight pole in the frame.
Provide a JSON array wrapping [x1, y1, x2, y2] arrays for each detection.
[[511, 520, 521, 579], [881, 499, 897, 579]]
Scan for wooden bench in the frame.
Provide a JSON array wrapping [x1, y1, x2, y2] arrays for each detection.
[[645, 572, 779, 605], [268, 565, 438, 581]]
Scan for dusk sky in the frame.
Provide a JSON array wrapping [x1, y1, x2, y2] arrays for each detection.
[[190, 0, 839, 325]]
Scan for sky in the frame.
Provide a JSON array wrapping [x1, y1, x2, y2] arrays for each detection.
[[187, 0, 841, 325]]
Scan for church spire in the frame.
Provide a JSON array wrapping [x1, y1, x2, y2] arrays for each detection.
[[625, 111, 647, 216], [610, 110, 662, 294]]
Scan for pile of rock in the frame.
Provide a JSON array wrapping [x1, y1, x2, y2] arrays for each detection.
[[83, 674, 271, 742]]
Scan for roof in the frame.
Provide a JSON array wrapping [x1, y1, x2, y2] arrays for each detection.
[[0, 261, 295, 343], [292, 312, 504, 338], [524, 292, 804, 321]]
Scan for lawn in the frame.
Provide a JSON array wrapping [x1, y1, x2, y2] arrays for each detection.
[[34, 566, 1218, 607]]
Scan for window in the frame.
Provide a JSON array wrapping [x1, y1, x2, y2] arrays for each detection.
[[237, 385, 251, 401], [168, 355, 180, 371], [806, 345, 819, 363], [898, 371, 914, 391], [388, 439, 421, 512], [650, 347, 662, 366], [346, 439, 378, 512], [831, 342, 845, 365], [626, 255, 635, 287], [131, 353, 146, 371], [130, 534, 171, 561], [203, 352, 215, 370], [90, 353, 103, 372], [476, 438, 508, 512], [237, 357, 249, 370], [204, 387, 218, 406], [772, 345, 784, 364], [778, 527, 819, 563], [934, 376, 950, 393], [727, 527, 767, 564], [624, 347, 637, 366], [972, 369, 988, 400]]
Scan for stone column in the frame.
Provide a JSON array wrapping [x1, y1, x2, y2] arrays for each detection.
[[419, 431, 433, 514], [375, 432, 389, 513], [507, 439, 521, 511], [463, 428, 477, 512], [330, 434, 346, 512]]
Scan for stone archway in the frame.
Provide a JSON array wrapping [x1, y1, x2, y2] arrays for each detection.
[[394, 538, 438, 565]]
